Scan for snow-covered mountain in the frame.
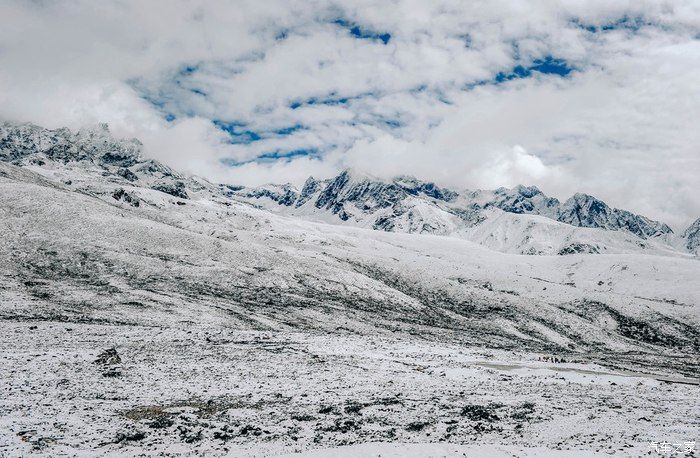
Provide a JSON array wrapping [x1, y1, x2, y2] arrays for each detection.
[[1, 121, 695, 258], [1, 120, 698, 347], [1, 121, 699, 456], [230, 169, 690, 257], [683, 217, 700, 254]]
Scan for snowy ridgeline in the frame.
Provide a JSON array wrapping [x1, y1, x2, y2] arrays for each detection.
[[1, 121, 699, 257], [227, 170, 698, 259], [1, 120, 698, 354], [0, 121, 699, 456]]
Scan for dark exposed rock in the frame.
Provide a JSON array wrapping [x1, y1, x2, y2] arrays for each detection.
[[116, 168, 138, 182], [511, 402, 536, 421], [394, 176, 457, 201], [239, 185, 298, 206], [318, 405, 335, 414], [102, 367, 122, 378], [134, 159, 177, 178], [682, 217, 700, 253], [94, 348, 121, 366], [460, 403, 503, 422], [344, 402, 363, 415], [323, 418, 360, 433], [558, 243, 600, 255], [100, 151, 137, 168], [152, 180, 189, 199], [296, 177, 320, 207], [177, 426, 202, 443], [558, 193, 672, 239], [112, 188, 140, 207], [405, 421, 430, 432], [487, 185, 560, 218], [114, 430, 146, 443], [148, 416, 174, 429], [315, 171, 352, 210], [239, 425, 263, 436], [373, 215, 396, 231], [220, 184, 244, 197]]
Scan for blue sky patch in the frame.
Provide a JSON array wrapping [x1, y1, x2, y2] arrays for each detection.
[[290, 94, 351, 109], [572, 16, 653, 33], [333, 18, 391, 44], [213, 120, 262, 144], [222, 148, 319, 166], [494, 56, 573, 82], [214, 120, 309, 144]]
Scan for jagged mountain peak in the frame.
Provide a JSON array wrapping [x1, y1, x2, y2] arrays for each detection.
[[559, 192, 672, 239], [496, 184, 543, 198], [232, 168, 679, 251], [0, 121, 142, 166], [0, 121, 210, 203], [683, 217, 700, 253], [0, 122, 688, 255]]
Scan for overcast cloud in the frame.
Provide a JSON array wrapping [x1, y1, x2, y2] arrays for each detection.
[[0, 0, 698, 228]]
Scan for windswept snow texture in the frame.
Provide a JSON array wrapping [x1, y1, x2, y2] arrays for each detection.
[[0, 122, 698, 457]]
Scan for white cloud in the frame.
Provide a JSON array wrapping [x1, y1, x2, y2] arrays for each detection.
[[0, 0, 698, 228]]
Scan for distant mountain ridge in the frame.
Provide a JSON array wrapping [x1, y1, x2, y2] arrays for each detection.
[[0, 121, 696, 256], [232, 169, 675, 241]]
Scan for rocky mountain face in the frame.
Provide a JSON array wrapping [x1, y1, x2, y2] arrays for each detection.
[[232, 169, 680, 247], [0, 122, 141, 165], [557, 193, 672, 238], [0, 121, 692, 257], [683, 218, 700, 253], [1, 121, 699, 456], [0, 121, 198, 200]]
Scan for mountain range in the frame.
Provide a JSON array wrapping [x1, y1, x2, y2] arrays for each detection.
[[1, 121, 699, 456], [2, 121, 697, 258], [231, 168, 696, 257]]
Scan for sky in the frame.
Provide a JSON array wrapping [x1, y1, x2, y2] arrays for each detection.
[[0, 0, 699, 229]]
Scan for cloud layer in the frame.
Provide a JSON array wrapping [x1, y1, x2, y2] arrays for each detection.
[[1, 0, 698, 228]]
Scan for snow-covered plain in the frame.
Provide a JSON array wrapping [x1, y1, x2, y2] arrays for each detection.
[[0, 124, 698, 457]]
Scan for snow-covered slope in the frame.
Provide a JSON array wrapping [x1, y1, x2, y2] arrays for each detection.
[[1, 122, 698, 353], [1, 121, 699, 457], [2, 121, 691, 257]]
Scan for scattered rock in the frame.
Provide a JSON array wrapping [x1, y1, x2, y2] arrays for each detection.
[[460, 404, 502, 422], [94, 348, 121, 366], [405, 421, 430, 432], [177, 426, 202, 443], [323, 418, 359, 433], [318, 405, 335, 414], [558, 243, 600, 255], [344, 402, 363, 415], [152, 180, 189, 199], [117, 168, 138, 182], [213, 426, 234, 442], [102, 367, 122, 378], [114, 430, 146, 443], [239, 425, 263, 437], [112, 188, 140, 207], [148, 416, 174, 429]]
